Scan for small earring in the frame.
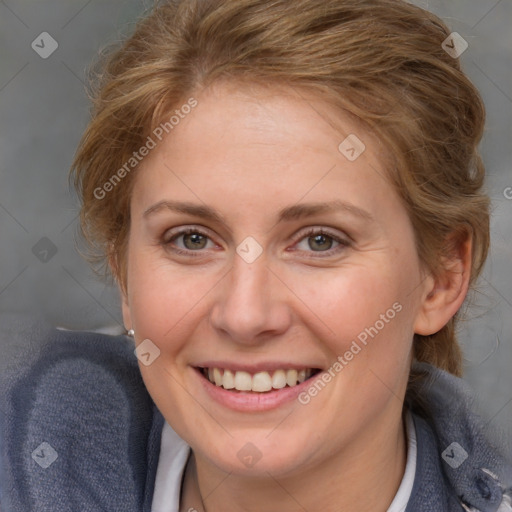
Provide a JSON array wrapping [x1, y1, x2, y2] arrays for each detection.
[[127, 329, 135, 337]]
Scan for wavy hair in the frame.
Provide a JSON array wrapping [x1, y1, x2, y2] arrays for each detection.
[[71, 0, 490, 376]]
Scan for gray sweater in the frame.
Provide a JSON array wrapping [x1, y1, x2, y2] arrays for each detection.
[[0, 313, 511, 511]]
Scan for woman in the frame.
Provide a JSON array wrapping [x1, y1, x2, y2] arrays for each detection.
[[1, 0, 510, 510]]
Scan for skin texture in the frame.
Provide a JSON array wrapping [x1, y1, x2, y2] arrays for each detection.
[[119, 81, 471, 512]]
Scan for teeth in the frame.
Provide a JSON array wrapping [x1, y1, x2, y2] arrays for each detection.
[[234, 371, 252, 391], [252, 372, 272, 392], [203, 367, 315, 392], [271, 369, 287, 389], [286, 369, 298, 387], [213, 368, 223, 386], [223, 369, 235, 389]]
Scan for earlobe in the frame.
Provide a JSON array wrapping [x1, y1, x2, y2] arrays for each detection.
[[414, 234, 472, 336]]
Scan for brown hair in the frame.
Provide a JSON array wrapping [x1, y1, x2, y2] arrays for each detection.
[[71, 0, 490, 376]]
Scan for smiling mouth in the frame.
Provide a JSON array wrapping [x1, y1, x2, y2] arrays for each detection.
[[197, 367, 322, 393]]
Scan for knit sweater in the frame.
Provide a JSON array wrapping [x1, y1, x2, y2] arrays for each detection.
[[0, 313, 511, 511]]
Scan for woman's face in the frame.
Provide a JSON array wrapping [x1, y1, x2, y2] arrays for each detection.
[[122, 82, 431, 477]]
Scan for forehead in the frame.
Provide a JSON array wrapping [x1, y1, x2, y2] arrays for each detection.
[[159, 82, 373, 160], [131, 81, 397, 222]]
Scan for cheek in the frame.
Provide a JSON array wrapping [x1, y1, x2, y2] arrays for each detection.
[[287, 262, 410, 351], [125, 228, 420, 365], [126, 251, 186, 340], [125, 247, 226, 358]]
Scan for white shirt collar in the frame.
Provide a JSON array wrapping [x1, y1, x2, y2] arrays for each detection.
[[386, 408, 418, 512], [151, 420, 190, 512], [151, 408, 417, 512]]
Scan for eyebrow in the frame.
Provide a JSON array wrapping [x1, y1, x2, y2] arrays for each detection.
[[142, 199, 374, 224]]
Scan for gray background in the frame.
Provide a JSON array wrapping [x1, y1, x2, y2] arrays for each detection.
[[0, 1, 511, 434]]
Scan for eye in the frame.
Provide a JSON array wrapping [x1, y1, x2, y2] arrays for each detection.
[[163, 227, 216, 255], [292, 227, 350, 256], [161, 226, 350, 258]]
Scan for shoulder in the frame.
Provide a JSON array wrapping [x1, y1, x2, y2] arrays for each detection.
[[405, 362, 512, 512], [0, 312, 164, 512]]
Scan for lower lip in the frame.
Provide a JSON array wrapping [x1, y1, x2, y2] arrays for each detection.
[[194, 367, 321, 412]]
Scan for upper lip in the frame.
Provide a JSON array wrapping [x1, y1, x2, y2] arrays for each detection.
[[194, 361, 323, 373]]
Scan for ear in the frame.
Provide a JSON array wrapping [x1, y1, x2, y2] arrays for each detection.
[[414, 230, 472, 336]]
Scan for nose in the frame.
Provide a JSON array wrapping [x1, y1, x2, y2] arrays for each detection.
[[209, 253, 292, 346]]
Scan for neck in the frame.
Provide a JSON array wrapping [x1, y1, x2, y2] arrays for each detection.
[[181, 407, 408, 512]]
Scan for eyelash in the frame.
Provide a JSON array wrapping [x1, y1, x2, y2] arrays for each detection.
[[294, 227, 351, 257], [162, 226, 351, 258]]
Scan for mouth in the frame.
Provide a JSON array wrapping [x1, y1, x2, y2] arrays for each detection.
[[196, 366, 322, 393]]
